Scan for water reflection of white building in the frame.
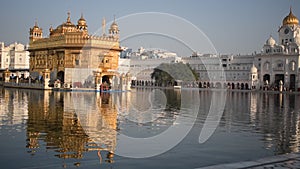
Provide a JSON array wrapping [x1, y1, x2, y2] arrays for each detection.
[[248, 93, 300, 153], [0, 89, 28, 126]]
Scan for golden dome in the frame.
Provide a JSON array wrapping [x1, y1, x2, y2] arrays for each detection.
[[110, 15, 118, 31], [77, 13, 87, 26], [32, 20, 41, 30], [283, 7, 299, 26], [110, 22, 118, 30]]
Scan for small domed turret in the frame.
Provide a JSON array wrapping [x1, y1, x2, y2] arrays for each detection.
[[77, 13, 88, 31], [266, 36, 276, 46], [250, 65, 257, 73], [29, 20, 43, 42], [109, 16, 119, 36], [77, 14, 87, 26], [110, 22, 118, 31]]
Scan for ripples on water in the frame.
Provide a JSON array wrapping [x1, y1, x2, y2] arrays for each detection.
[[0, 87, 300, 168]]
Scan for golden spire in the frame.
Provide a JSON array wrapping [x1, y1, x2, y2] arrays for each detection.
[[77, 12, 86, 26], [32, 18, 41, 30], [34, 18, 38, 27], [49, 24, 53, 32], [67, 11, 71, 23]]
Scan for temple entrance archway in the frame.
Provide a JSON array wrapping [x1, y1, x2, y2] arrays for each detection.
[[57, 71, 64, 83], [275, 74, 284, 88], [290, 74, 296, 91], [263, 74, 270, 84], [245, 83, 249, 90]]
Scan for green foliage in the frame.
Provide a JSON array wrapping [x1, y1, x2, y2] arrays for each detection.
[[151, 62, 198, 86]]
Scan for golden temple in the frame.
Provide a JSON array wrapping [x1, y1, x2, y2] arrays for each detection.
[[28, 12, 122, 90]]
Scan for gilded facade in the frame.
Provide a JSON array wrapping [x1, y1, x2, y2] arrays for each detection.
[[28, 12, 122, 89]]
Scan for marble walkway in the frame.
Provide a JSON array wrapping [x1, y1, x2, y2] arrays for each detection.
[[199, 153, 300, 169]]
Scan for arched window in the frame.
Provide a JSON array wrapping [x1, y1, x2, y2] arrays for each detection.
[[290, 61, 296, 71], [274, 60, 284, 71], [263, 62, 270, 71]]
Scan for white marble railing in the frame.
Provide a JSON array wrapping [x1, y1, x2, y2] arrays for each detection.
[[3, 82, 46, 89]]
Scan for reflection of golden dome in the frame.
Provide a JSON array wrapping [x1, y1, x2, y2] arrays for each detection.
[[283, 7, 299, 26]]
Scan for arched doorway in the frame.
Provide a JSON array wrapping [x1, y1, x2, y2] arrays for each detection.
[[227, 83, 231, 89], [231, 83, 235, 89], [199, 82, 202, 88], [241, 83, 244, 90], [245, 83, 249, 90], [57, 71, 64, 83], [263, 74, 270, 84], [102, 75, 112, 90], [216, 82, 222, 89], [275, 74, 284, 88], [290, 74, 296, 91]]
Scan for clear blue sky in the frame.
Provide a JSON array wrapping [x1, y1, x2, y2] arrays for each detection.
[[0, 0, 299, 55]]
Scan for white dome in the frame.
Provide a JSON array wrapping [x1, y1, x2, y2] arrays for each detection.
[[266, 36, 276, 46], [250, 65, 257, 73]]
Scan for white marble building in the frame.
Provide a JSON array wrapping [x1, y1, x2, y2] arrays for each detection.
[[0, 42, 10, 69], [9, 43, 30, 70], [0, 42, 30, 79], [182, 53, 258, 89], [0, 42, 29, 70], [120, 8, 300, 91], [257, 8, 300, 91], [118, 48, 181, 81]]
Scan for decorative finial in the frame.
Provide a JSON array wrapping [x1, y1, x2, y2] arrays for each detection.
[[80, 12, 84, 19], [290, 6, 292, 13], [34, 18, 38, 27], [49, 24, 53, 32], [67, 11, 71, 22], [102, 17, 106, 35], [113, 14, 116, 23]]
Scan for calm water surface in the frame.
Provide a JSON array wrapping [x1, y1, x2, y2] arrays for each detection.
[[0, 87, 299, 168]]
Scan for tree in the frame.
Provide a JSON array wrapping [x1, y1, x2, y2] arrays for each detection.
[[151, 62, 198, 86]]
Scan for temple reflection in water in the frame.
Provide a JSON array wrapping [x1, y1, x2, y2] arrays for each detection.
[[23, 89, 119, 163], [1, 88, 300, 167]]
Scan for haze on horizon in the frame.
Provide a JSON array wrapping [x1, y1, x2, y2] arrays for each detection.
[[0, 0, 299, 56]]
